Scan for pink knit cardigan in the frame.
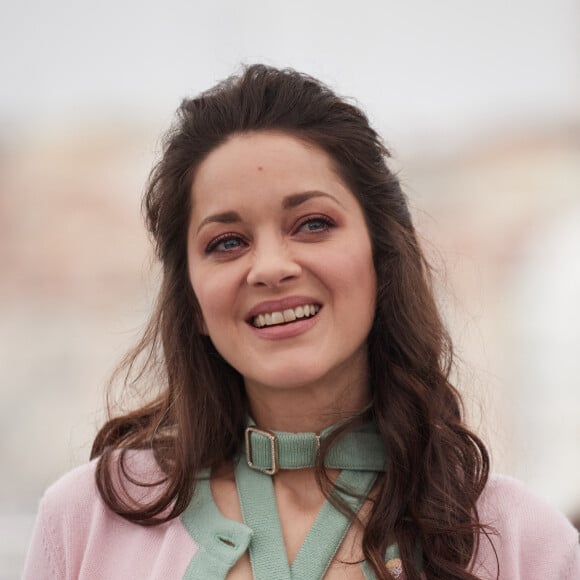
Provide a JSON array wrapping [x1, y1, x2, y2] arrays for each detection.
[[23, 452, 580, 579]]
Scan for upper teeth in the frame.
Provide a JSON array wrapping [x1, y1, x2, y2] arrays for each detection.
[[252, 304, 320, 328]]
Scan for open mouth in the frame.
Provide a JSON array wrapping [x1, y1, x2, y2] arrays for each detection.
[[250, 303, 321, 328]]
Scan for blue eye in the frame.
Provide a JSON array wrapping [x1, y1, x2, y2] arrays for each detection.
[[298, 216, 333, 233], [205, 234, 245, 254]]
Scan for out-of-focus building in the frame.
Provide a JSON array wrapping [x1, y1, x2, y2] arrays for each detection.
[[406, 126, 580, 517]]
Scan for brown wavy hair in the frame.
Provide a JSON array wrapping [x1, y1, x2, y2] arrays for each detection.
[[91, 64, 492, 579]]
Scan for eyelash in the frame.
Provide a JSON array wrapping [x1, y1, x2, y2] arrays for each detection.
[[294, 215, 335, 234], [204, 233, 247, 254], [204, 215, 335, 254]]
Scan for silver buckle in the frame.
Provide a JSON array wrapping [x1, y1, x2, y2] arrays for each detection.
[[245, 427, 279, 475]]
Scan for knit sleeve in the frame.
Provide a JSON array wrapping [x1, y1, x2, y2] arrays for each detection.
[[22, 494, 64, 580], [474, 474, 580, 579], [562, 537, 580, 579], [21, 459, 101, 580], [21, 452, 197, 579]]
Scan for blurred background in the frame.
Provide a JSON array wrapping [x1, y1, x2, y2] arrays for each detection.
[[1, 0, 579, 576]]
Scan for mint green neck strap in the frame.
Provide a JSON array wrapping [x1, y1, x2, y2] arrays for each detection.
[[244, 422, 386, 474], [236, 423, 386, 579], [236, 457, 378, 579]]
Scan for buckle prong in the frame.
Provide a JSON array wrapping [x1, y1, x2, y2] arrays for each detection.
[[245, 427, 279, 475]]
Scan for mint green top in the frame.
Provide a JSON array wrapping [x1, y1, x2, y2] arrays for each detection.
[[180, 464, 403, 579]]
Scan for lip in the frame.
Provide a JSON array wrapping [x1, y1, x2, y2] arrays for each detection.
[[245, 295, 322, 322]]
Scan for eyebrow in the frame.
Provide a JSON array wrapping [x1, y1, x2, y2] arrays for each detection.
[[196, 190, 343, 235], [282, 190, 344, 210], [196, 211, 242, 235]]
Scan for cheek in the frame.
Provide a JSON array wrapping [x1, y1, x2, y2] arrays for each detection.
[[313, 240, 376, 326], [346, 251, 376, 329], [191, 278, 217, 321], [189, 265, 238, 333], [333, 240, 376, 296], [189, 265, 214, 323]]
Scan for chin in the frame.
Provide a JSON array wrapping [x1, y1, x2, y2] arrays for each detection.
[[246, 364, 330, 392]]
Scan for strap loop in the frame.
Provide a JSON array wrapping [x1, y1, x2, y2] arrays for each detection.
[[245, 427, 279, 475]]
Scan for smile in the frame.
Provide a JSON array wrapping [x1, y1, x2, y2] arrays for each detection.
[[251, 304, 321, 328]]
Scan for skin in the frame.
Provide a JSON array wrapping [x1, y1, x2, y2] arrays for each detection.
[[187, 131, 377, 578]]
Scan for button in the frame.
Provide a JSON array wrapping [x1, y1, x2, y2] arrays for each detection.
[[385, 557, 404, 578]]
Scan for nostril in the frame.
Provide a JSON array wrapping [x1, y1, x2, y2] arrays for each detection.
[[246, 261, 302, 288]]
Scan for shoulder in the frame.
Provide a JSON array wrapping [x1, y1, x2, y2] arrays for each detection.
[[42, 456, 100, 505], [478, 474, 577, 539], [473, 473, 580, 579], [36, 449, 166, 546], [42, 448, 164, 510], [24, 450, 196, 580]]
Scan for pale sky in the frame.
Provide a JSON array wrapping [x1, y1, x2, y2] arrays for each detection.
[[2, 0, 579, 154]]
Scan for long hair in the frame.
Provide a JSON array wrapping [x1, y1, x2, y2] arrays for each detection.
[[91, 64, 491, 579]]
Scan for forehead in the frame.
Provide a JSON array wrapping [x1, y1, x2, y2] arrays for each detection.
[[190, 132, 349, 209]]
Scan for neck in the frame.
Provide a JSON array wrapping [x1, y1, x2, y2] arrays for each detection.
[[245, 376, 371, 433]]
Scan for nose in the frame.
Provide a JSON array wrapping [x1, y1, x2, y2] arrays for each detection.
[[246, 237, 302, 287]]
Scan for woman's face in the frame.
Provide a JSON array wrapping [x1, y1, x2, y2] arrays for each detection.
[[187, 132, 376, 397]]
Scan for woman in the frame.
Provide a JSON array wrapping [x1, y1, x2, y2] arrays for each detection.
[[24, 65, 579, 579]]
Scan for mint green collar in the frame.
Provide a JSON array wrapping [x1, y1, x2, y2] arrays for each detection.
[[244, 421, 386, 475]]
